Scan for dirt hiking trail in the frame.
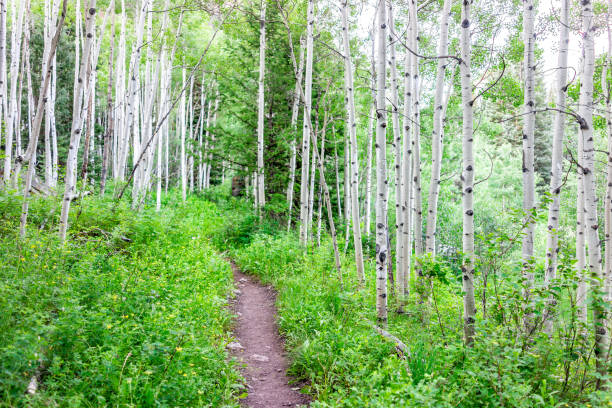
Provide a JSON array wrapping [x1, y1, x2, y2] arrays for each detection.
[[228, 262, 310, 408]]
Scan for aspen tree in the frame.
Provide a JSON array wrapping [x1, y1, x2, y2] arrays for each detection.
[[333, 122, 342, 219], [0, 0, 6, 176], [387, 0, 402, 290], [425, 0, 451, 256], [603, 2, 612, 306], [299, 0, 314, 244], [364, 30, 375, 238], [181, 67, 187, 202], [18, 0, 67, 237], [521, 0, 537, 333], [410, 0, 423, 287], [59, 0, 98, 242], [101, 2, 116, 195], [460, 0, 476, 346], [343, 129, 350, 250], [114, 0, 127, 180], [577, 0, 607, 380], [256, 0, 266, 208], [3, 0, 25, 183], [287, 36, 305, 230], [309, 113, 318, 228], [316, 111, 328, 246], [399, 6, 414, 309], [375, 0, 388, 327], [543, 0, 569, 334]]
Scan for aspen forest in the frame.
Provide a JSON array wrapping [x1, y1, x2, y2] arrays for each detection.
[[2, 0, 612, 406]]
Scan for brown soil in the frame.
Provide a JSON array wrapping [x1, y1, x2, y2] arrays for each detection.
[[228, 261, 310, 408]]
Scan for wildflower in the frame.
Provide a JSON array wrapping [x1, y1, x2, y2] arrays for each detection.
[[106, 324, 112, 329], [176, 347, 183, 352]]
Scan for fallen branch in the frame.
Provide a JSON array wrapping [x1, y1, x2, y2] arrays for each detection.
[[368, 322, 410, 359]]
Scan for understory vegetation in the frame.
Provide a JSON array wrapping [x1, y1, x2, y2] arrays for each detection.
[[0, 189, 242, 407], [3, 184, 612, 407], [210, 188, 612, 407]]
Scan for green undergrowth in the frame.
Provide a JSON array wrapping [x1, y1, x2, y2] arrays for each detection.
[[211, 192, 612, 407], [0, 189, 242, 407]]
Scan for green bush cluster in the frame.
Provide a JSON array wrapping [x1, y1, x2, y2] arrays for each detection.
[[0, 191, 243, 407]]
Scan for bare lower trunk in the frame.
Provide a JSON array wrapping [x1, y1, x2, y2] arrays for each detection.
[[460, 0, 476, 346], [19, 0, 67, 237], [375, 0, 388, 328], [521, 0, 537, 333], [388, 1, 402, 293], [543, 0, 569, 335], [299, 0, 314, 244], [578, 0, 607, 382], [59, 1, 98, 242], [425, 0, 451, 256], [286, 36, 305, 230], [256, 0, 266, 208]]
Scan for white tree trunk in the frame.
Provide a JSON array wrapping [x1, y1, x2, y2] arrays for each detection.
[[387, 1, 402, 292], [521, 0, 537, 333], [543, 0, 569, 334], [399, 4, 414, 309], [59, 0, 97, 242], [425, 0, 451, 255], [410, 0, 423, 289], [375, 0, 388, 327], [287, 36, 305, 230], [18, 0, 67, 237], [460, 0, 476, 346], [299, 0, 314, 244], [3, 0, 25, 183], [256, 0, 266, 208], [578, 0, 607, 379], [603, 1, 612, 315], [340, 0, 365, 282], [181, 67, 187, 202], [0, 0, 6, 184]]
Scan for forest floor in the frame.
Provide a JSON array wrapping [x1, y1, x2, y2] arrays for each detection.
[[229, 261, 310, 408]]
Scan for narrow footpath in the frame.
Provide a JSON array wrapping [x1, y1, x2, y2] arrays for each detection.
[[228, 262, 310, 408]]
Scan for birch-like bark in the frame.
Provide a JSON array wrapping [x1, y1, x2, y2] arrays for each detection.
[[543, 0, 569, 334], [287, 36, 305, 230], [364, 29, 375, 238], [388, 1, 402, 292], [18, 0, 67, 237], [577, 0, 607, 379], [309, 115, 318, 228], [375, 0, 388, 327], [58, 1, 97, 242], [603, 2, 612, 310], [0, 0, 6, 180], [101, 3, 115, 195], [333, 123, 342, 220], [181, 67, 187, 202], [425, 0, 451, 255], [343, 128, 350, 250], [299, 0, 314, 244], [3, 0, 25, 183], [399, 6, 414, 309], [316, 111, 327, 246], [521, 0, 537, 333], [460, 0, 476, 346], [340, 0, 365, 281], [256, 0, 266, 208], [410, 0, 423, 290]]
